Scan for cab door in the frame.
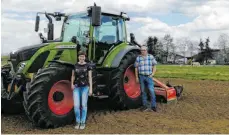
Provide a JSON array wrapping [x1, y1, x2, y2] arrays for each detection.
[[91, 15, 125, 65]]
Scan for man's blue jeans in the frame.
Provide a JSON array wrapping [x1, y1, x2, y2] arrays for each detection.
[[139, 75, 156, 108], [73, 86, 89, 124]]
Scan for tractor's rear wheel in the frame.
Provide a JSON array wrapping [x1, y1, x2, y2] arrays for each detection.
[[110, 51, 142, 109], [23, 64, 74, 128]]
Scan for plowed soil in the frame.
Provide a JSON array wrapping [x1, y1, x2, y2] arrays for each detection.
[[1, 78, 229, 134]]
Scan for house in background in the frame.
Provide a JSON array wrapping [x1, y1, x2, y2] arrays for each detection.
[[186, 48, 229, 65], [152, 48, 229, 65], [167, 53, 187, 64]]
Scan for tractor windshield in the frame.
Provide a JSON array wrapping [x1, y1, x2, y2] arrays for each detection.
[[93, 15, 125, 44], [62, 12, 90, 45]]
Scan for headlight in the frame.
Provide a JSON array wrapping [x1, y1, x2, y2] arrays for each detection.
[[17, 62, 26, 73], [20, 62, 26, 68]]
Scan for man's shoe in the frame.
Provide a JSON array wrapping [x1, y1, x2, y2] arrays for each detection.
[[151, 107, 157, 112], [74, 123, 80, 129], [140, 106, 148, 111], [80, 123, 86, 129]]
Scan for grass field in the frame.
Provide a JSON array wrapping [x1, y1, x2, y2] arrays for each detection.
[[155, 65, 229, 81], [1, 56, 229, 81], [1, 55, 9, 66]]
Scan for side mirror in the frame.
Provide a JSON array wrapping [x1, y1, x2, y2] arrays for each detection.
[[35, 15, 40, 32], [91, 6, 101, 26]]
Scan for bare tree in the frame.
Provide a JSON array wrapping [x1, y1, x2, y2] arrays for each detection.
[[156, 40, 164, 63], [170, 42, 178, 63], [176, 37, 190, 64], [162, 34, 173, 63], [186, 40, 199, 65], [217, 33, 229, 63], [188, 41, 194, 59]]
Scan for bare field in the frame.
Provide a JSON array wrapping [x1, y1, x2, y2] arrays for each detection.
[[1, 78, 229, 134]]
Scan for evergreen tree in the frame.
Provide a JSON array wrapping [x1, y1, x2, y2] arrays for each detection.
[[199, 39, 204, 51], [204, 37, 213, 64], [196, 39, 205, 64]]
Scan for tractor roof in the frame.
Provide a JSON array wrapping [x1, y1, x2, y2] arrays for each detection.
[[67, 10, 130, 20], [102, 11, 129, 20]]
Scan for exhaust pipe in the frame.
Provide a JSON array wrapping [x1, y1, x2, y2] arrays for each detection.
[[45, 13, 54, 40]]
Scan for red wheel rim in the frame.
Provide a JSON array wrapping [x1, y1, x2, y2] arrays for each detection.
[[48, 80, 73, 115], [123, 65, 141, 99]]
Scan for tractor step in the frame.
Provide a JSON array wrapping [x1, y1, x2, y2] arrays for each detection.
[[92, 94, 109, 99], [97, 84, 106, 88], [97, 73, 104, 77]]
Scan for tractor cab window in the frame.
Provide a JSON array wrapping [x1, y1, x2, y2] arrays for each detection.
[[93, 15, 125, 44], [62, 13, 90, 45], [92, 15, 125, 64]]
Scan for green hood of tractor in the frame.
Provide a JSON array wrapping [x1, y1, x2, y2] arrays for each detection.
[[10, 43, 50, 71], [9, 42, 75, 72]]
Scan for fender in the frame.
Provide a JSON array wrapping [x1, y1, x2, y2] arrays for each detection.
[[111, 45, 140, 67], [48, 60, 75, 69]]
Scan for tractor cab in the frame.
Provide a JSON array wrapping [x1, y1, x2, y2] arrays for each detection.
[[34, 5, 130, 65], [60, 10, 129, 65]]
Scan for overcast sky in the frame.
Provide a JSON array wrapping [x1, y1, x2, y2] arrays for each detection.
[[1, 0, 229, 54]]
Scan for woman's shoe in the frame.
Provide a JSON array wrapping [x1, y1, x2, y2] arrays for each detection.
[[74, 123, 80, 129], [80, 123, 86, 129], [151, 107, 157, 112]]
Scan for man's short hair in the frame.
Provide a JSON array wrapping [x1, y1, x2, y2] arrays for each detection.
[[141, 45, 148, 50]]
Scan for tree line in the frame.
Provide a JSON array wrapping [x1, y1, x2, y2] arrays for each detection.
[[144, 33, 229, 65]]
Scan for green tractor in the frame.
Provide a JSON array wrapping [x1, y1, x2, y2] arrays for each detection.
[[1, 4, 183, 128]]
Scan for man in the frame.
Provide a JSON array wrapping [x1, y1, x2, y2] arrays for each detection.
[[134, 45, 157, 112]]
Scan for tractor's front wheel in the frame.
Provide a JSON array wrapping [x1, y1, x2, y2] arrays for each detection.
[[23, 64, 74, 128], [110, 51, 142, 109]]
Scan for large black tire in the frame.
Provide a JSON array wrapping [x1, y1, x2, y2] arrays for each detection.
[[1, 66, 24, 114], [110, 51, 142, 109], [23, 64, 74, 128]]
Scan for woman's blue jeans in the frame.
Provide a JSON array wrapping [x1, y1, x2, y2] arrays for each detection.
[[73, 86, 89, 124]]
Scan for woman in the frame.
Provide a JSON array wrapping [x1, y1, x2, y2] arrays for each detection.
[[71, 51, 93, 129]]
